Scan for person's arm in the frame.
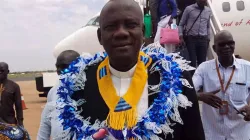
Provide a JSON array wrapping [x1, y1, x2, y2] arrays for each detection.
[[47, 89, 53, 102], [207, 11, 211, 40], [192, 64, 204, 92], [37, 103, 52, 140], [248, 88, 250, 105], [14, 84, 23, 126], [47, 86, 57, 102], [169, 0, 178, 18], [178, 7, 189, 36], [181, 71, 205, 140], [193, 63, 222, 108]]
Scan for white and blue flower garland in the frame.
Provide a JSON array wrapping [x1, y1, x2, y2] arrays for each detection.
[[56, 44, 194, 140]]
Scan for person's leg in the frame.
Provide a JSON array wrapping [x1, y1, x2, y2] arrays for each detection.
[[149, 0, 158, 37], [186, 36, 197, 68], [196, 38, 209, 66]]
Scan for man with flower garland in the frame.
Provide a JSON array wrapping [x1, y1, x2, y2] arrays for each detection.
[[44, 0, 205, 139]]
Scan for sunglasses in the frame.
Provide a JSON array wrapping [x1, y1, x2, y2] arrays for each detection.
[[218, 41, 235, 47]]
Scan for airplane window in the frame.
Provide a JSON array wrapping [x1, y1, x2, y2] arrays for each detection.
[[94, 16, 100, 26], [236, 1, 245, 11], [222, 2, 230, 12], [86, 17, 97, 26]]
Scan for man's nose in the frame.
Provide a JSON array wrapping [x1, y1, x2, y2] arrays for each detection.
[[224, 44, 230, 49], [114, 25, 129, 38]]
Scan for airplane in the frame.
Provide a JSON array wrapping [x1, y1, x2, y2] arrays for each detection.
[[53, 0, 250, 61], [212, 0, 250, 60], [36, 0, 250, 97]]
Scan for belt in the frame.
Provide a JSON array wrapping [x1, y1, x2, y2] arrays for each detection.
[[188, 35, 208, 39]]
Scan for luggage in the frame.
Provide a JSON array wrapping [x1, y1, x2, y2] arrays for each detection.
[[160, 27, 180, 45]]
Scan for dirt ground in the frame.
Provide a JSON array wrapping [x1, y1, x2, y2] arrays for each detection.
[[17, 80, 47, 139]]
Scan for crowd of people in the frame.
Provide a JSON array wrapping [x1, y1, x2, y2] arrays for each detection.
[[0, 0, 250, 140]]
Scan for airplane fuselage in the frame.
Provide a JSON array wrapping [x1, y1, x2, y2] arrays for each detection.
[[53, 0, 250, 61]]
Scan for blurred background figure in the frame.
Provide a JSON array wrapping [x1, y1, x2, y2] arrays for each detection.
[[0, 62, 23, 126], [0, 62, 30, 139], [47, 50, 80, 102]]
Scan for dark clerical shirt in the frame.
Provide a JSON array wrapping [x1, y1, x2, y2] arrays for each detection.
[[0, 79, 23, 125]]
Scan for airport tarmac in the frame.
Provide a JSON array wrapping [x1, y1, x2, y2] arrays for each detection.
[[17, 80, 46, 139]]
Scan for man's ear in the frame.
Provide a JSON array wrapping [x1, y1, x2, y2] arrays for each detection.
[[7, 70, 9, 74], [97, 28, 103, 45]]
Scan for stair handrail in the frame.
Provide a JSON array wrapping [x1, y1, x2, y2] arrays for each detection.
[[207, 0, 223, 33]]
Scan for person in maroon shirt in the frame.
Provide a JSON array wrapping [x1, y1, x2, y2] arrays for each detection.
[[0, 62, 23, 126]]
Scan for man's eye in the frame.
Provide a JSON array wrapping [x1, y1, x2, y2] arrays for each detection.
[[105, 25, 116, 30], [219, 41, 235, 47], [228, 41, 235, 46], [127, 23, 138, 28]]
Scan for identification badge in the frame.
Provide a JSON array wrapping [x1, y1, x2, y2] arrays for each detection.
[[219, 101, 229, 115]]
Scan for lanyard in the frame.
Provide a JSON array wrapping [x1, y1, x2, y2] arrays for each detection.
[[215, 60, 235, 93]]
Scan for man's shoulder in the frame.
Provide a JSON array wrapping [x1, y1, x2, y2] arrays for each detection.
[[85, 63, 100, 74], [47, 85, 58, 102], [236, 58, 250, 67], [185, 4, 196, 11], [204, 5, 211, 10], [204, 6, 211, 12], [6, 79, 19, 88], [199, 59, 215, 67]]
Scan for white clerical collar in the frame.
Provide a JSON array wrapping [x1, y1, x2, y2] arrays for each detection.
[[109, 64, 136, 78]]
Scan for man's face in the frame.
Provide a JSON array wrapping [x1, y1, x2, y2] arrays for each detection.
[[197, 0, 207, 6], [0, 64, 9, 81], [98, 3, 144, 63], [213, 34, 235, 58]]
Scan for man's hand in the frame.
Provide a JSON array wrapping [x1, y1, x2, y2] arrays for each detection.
[[179, 36, 185, 46], [207, 38, 210, 47], [19, 124, 24, 128], [168, 17, 173, 26], [239, 105, 250, 121], [18, 122, 24, 128], [198, 89, 222, 108], [92, 129, 107, 140]]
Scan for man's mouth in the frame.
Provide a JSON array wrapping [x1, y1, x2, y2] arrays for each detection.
[[221, 51, 232, 55], [113, 43, 132, 48]]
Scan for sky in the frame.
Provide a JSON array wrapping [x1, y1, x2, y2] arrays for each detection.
[[0, 0, 108, 72]]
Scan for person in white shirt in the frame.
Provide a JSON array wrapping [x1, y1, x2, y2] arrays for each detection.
[[37, 50, 80, 140], [46, 50, 80, 102], [38, 0, 205, 139], [193, 30, 250, 140]]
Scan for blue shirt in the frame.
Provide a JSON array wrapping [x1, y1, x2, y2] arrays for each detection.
[[158, 0, 177, 19]]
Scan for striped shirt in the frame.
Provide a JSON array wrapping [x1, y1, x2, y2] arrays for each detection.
[[193, 58, 250, 140], [179, 3, 211, 39]]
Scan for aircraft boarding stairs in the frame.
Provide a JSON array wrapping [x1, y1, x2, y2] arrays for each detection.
[[206, 0, 223, 60], [134, 0, 222, 60]]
